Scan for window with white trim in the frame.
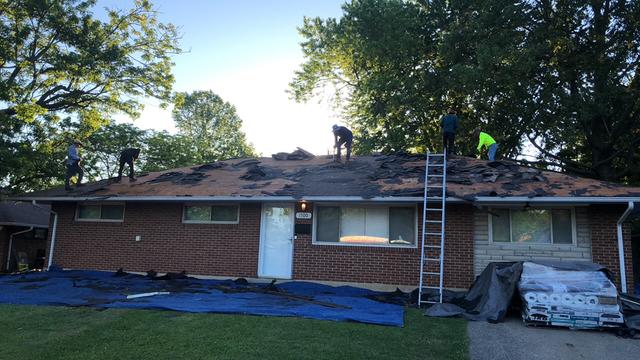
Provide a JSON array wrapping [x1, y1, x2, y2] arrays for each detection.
[[76, 204, 125, 221], [314, 205, 416, 246], [183, 205, 239, 224], [489, 208, 575, 244]]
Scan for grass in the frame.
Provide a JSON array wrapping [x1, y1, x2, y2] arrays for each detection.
[[0, 304, 468, 360]]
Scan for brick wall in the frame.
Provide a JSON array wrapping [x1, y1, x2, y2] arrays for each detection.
[[47, 202, 262, 277], [46, 201, 476, 289], [589, 205, 634, 292], [292, 203, 475, 288]]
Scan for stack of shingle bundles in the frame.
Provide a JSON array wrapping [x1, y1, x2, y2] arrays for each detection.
[[518, 262, 624, 329]]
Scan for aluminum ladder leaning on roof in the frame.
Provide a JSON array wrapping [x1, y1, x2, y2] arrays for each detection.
[[418, 151, 447, 305]]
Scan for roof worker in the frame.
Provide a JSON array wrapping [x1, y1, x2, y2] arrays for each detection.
[[116, 148, 141, 182], [332, 124, 353, 162], [440, 107, 459, 155], [474, 128, 498, 161], [64, 139, 85, 191]]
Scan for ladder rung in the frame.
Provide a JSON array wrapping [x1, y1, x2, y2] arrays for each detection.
[[423, 258, 441, 262], [421, 286, 442, 290], [428, 175, 444, 177], [424, 196, 443, 200], [427, 154, 445, 157], [423, 245, 441, 248], [424, 232, 442, 236], [427, 164, 445, 167], [423, 272, 441, 276], [424, 220, 442, 223], [421, 300, 441, 304], [425, 208, 443, 211], [426, 185, 443, 188]]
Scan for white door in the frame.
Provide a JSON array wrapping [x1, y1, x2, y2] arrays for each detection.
[[259, 204, 294, 279]]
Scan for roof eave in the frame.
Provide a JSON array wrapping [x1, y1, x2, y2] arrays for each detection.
[[11, 195, 640, 205]]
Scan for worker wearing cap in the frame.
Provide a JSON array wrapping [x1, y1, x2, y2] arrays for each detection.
[[474, 128, 498, 161], [116, 148, 141, 182], [332, 124, 353, 162], [64, 140, 85, 191], [440, 108, 459, 155]]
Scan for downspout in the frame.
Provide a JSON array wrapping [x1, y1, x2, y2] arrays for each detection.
[[616, 201, 634, 294], [31, 201, 58, 271], [6, 227, 34, 271]]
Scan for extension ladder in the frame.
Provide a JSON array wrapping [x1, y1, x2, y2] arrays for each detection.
[[418, 152, 447, 305]]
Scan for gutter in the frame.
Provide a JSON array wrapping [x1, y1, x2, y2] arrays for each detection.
[[11, 195, 640, 205], [6, 227, 34, 271], [30, 201, 58, 271], [616, 201, 635, 294]]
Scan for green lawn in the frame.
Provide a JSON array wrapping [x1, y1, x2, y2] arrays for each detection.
[[0, 305, 467, 360]]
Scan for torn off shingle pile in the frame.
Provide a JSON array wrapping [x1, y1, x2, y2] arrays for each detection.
[[22, 150, 640, 201]]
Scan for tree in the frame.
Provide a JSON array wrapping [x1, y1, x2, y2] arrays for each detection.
[[141, 130, 200, 172], [0, 0, 181, 193], [172, 90, 256, 162], [0, 0, 180, 123], [291, 0, 640, 183], [84, 122, 147, 179]]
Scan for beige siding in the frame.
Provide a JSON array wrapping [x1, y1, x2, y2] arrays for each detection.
[[473, 207, 592, 276]]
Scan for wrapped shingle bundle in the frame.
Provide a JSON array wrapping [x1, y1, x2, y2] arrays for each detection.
[[518, 262, 624, 329]]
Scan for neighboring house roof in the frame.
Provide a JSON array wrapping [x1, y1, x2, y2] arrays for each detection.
[[12, 154, 640, 204], [0, 202, 50, 228]]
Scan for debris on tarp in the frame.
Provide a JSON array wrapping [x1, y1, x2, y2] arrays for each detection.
[[126, 291, 170, 299], [0, 269, 405, 326], [272, 147, 315, 160]]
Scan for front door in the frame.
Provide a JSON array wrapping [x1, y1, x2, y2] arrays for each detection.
[[259, 204, 294, 279]]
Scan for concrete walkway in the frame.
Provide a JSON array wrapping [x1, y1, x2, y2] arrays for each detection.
[[468, 317, 639, 360]]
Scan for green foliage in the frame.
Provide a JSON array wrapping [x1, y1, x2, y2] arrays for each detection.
[[291, 0, 640, 182], [141, 131, 199, 172], [84, 122, 147, 179], [0, 0, 181, 193], [172, 90, 256, 162]]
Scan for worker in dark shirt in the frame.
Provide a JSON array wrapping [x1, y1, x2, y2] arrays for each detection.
[[116, 148, 141, 182], [332, 124, 353, 162], [440, 108, 459, 155]]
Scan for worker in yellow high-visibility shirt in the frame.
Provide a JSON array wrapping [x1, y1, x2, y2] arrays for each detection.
[[474, 128, 498, 161]]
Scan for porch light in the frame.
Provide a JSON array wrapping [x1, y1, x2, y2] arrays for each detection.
[[300, 202, 307, 211]]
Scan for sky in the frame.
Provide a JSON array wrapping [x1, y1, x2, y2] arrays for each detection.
[[98, 0, 346, 156]]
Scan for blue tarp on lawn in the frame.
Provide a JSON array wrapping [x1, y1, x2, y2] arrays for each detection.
[[0, 269, 404, 326]]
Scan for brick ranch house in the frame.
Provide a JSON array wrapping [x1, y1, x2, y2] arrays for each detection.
[[14, 154, 640, 293]]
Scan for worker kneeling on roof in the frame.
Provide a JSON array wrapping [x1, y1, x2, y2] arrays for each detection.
[[116, 148, 141, 182], [474, 128, 498, 161], [332, 124, 353, 162]]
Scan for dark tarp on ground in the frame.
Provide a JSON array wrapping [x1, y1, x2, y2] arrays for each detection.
[[0, 269, 404, 327], [424, 261, 612, 323]]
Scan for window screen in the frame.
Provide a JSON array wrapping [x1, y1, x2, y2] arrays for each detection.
[[316, 206, 340, 242], [552, 209, 573, 244], [491, 209, 510, 242], [184, 206, 211, 221], [78, 205, 100, 219], [389, 207, 415, 245], [101, 205, 125, 220], [212, 205, 239, 222]]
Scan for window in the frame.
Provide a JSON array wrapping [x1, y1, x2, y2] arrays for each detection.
[[314, 205, 416, 246], [183, 205, 239, 224], [76, 204, 125, 221], [490, 208, 575, 244]]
